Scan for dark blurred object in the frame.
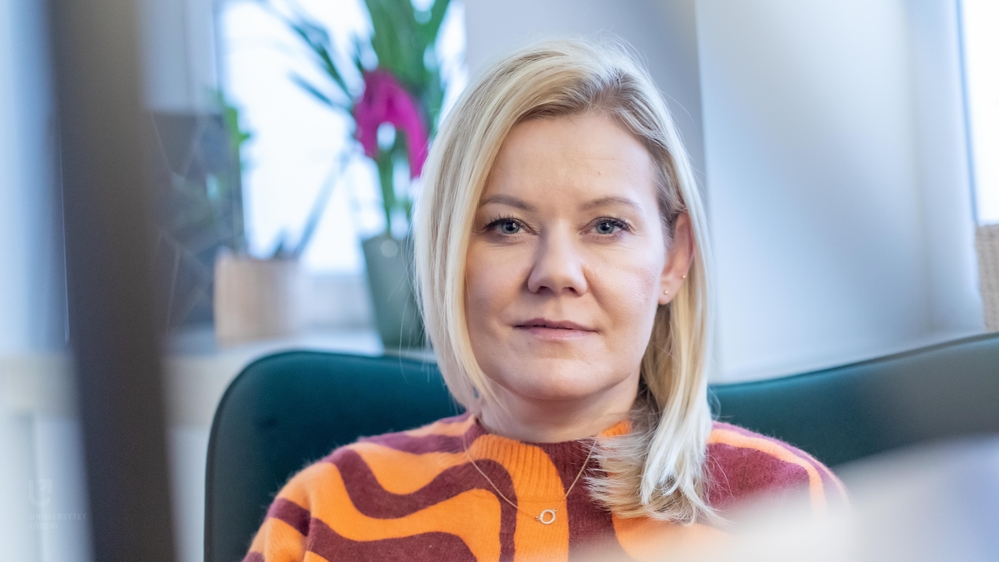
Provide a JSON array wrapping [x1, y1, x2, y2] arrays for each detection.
[[45, 0, 177, 557], [204, 332, 999, 562], [150, 110, 247, 329]]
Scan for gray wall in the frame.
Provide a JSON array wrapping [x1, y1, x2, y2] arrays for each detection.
[[906, 0, 982, 336], [696, 0, 982, 380], [464, 0, 707, 186], [465, 0, 984, 381]]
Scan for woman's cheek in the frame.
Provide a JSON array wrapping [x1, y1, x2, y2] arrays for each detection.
[[465, 261, 491, 322], [602, 264, 662, 334], [466, 247, 516, 323], [598, 248, 662, 300]]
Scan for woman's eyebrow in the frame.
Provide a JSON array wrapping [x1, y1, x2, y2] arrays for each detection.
[[478, 194, 536, 211], [579, 196, 641, 211]]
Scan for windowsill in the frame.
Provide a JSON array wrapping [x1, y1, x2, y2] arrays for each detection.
[[2, 326, 435, 428], [165, 326, 397, 427]]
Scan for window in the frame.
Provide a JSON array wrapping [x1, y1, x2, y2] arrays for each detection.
[[960, 0, 999, 225], [218, 0, 466, 273]]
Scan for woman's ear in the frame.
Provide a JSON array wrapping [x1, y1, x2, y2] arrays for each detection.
[[659, 213, 694, 305]]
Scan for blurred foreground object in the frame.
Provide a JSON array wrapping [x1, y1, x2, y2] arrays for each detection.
[[577, 437, 999, 562], [702, 437, 999, 562], [45, 0, 177, 557], [977, 224, 999, 330]]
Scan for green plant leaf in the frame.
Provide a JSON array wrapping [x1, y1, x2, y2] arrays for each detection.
[[421, 67, 444, 133], [289, 73, 342, 109], [287, 21, 351, 99], [422, 0, 451, 45], [365, 0, 397, 70], [375, 148, 396, 234], [385, 0, 427, 85], [351, 35, 371, 75], [365, 0, 425, 86]]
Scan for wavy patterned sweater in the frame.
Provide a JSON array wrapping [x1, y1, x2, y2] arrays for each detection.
[[245, 413, 845, 562]]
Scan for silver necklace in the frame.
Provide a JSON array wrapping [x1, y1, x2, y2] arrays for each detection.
[[462, 430, 595, 525]]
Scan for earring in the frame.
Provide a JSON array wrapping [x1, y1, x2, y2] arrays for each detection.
[[663, 290, 669, 295], [682, 274, 687, 279]]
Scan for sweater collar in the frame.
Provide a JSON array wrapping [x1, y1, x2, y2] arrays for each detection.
[[457, 413, 630, 501]]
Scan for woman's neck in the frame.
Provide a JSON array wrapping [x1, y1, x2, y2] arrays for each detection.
[[477, 376, 639, 443]]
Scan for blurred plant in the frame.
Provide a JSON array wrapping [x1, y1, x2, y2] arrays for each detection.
[[265, 0, 451, 242], [216, 90, 254, 176]]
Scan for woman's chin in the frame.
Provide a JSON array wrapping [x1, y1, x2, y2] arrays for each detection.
[[517, 383, 597, 403], [497, 362, 613, 402]]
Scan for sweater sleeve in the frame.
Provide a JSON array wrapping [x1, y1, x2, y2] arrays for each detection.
[[243, 463, 326, 562], [706, 422, 848, 514]]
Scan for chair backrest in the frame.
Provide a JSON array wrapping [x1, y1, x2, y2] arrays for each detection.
[[711, 331, 999, 466], [205, 332, 999, 562], [205, 352, 458, 562]]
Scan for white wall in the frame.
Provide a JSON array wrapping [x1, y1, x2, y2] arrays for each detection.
[[463, 0, 707, 185], [466, 0, 984, 381], [696, 0, 983, 381], [906, 0, 983, 335]]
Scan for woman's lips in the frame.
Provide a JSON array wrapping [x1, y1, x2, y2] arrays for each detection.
[[514, 318, 597, 340]]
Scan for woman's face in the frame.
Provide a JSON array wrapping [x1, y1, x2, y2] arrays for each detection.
[[465, 112, 689, 410]]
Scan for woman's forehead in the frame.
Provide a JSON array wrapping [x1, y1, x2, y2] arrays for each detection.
[[481, 114, 658, 208]]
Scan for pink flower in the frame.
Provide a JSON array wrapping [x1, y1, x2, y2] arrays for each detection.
[[352, 70, 428, 178]]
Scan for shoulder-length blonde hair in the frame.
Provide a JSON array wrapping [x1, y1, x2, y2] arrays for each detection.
[[414, 39, 716, 524]]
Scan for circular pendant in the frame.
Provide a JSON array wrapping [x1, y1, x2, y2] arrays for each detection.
[[537, 509, 557, 525]]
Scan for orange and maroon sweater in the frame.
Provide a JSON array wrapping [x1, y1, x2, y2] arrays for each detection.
[[245, 413, 845, 562]]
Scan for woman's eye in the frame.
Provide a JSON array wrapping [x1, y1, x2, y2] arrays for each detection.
[[594, 219, 626, 235], [490, 219, 522, 235]]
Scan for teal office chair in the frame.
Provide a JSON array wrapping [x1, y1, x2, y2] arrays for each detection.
[[205, 332, 999, 562]]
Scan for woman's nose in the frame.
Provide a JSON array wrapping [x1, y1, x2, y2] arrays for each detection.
[[526, 230, 589, 296]]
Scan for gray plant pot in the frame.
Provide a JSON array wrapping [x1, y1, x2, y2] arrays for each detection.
[[361, 233, 425, 350]]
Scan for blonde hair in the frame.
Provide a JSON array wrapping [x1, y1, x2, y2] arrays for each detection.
[[414, 39, 716, 524]]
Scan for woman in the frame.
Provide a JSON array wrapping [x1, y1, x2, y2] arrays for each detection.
[[245, 39, 845, 562]]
